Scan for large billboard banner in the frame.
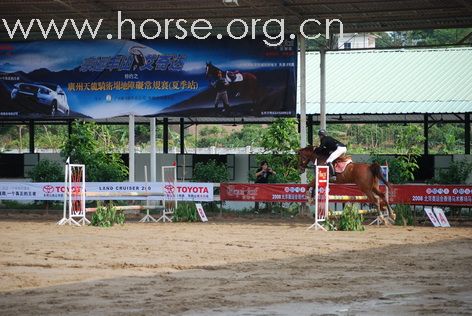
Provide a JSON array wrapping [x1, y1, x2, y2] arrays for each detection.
[[0, 38, 297, 119]]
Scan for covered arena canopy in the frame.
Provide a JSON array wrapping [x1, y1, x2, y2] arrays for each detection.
[[1, 0, 472, 40], [0, 0, 470, 156], [0, 0, 471, 122], [298, 47, 472, 124]]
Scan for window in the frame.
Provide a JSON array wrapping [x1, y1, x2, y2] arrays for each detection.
[[343, 42, 352, 50]]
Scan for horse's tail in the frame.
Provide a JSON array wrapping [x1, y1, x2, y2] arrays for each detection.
[[370, 163, 391, 189]]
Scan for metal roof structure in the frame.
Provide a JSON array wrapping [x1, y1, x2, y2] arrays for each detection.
[[298, 47, 472, 123], [1, 0, 471, 40], [0, 0, 471, 125]]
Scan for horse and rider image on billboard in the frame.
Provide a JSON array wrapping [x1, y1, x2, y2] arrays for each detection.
[[0, 37, 297, 119]]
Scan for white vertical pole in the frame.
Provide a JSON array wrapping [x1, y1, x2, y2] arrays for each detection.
[[320, 48, 327, 130], [129, 114, 135, 182], [299, 35, 307, 185], [81, 166, 86, 223], [68, 164, 72, 221], [150, 117, 156, 182]]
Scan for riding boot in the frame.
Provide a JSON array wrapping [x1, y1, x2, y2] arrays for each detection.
[[328, 162, 336, 181]]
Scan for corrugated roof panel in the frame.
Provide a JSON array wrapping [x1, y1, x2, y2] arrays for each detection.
[[298, 47, 472, 115]]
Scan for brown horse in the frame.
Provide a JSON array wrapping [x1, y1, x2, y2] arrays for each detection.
[[297, 145, 395, 218]]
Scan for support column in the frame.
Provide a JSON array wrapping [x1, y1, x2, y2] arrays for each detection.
[[163, 118, 169, 154], [180, 118, 185, 154], [150, 117, 156, 182], [299, 35, 307, 185], [308, 114, 314, 145], [423, 114, 429, 155], [29, 120, 34, 153], [466, 113, 470, 155], [320, 48, 326, 130], [68, 120, 72, 140], [128, 114, 135, 182]]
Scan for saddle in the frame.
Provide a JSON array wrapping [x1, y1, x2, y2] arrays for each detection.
[[333, 155, 352, 173]]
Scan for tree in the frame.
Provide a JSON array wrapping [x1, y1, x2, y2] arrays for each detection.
[[375, 28, 472, 48], [61, 121, 128, 182], [196, 126, 227, 147], [225, 125, 264, 148], [257, 118, 300, 183], [28, 160, 63, 182], [372, 124, 425, 183]]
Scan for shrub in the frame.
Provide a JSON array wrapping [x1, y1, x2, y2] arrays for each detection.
[[431, 160, 472, 184], [90, 204, 125, 227], [192, 159, 229, 183], [61, 121, 128, 182], [327, 203, 365, 231], [173, 202, 198, 222], [394, 204, 414, 226], [28, 159, 63, 182]]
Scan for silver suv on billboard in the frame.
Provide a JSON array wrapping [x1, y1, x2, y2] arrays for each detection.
[[11, 82, 70, 116]]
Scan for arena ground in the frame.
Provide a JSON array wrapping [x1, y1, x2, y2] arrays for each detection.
[[0, 215, 471, 315]]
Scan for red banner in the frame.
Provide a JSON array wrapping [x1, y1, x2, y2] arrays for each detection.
[[390, 184, 472, 206], [220, 183, 472, 206], [220, 183, 307, 202]]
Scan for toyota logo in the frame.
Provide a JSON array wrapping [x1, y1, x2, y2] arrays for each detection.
[[164, 184, 175, 194], [43, 185, 54, 194]]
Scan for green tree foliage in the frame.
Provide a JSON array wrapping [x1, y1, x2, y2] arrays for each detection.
[[372, 124, 425, 183], [0, 125, 29, 152], [28, 159, 63, 182], [429, 123, 465, 154], [61, 121, 128, 182], [257, 118, 300, 183], [375, 28, 472, 47], [196, 126, 228, 147], [34, 125, 67, 152], [192, 159, 228, 213], [192, 159, 229, 183], [225, 125, 264, 148], [432, 161, 472, 184]]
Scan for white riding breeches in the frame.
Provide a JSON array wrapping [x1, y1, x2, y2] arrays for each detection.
[[326, 146, 347, 163]]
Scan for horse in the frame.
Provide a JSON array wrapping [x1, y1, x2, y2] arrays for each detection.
[[205, 62, 258, 106], [297, 145, 395, 221]]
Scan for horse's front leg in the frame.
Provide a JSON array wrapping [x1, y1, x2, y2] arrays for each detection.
[[305, 178, 316, 205]]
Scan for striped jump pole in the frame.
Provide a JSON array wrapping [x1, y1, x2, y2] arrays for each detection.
[[307, 166, 329, 231], [307, 165, 392, 230], [328, 195, 367, 201]]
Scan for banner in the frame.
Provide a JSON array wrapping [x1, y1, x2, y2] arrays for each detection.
[[220, 183, 471, 205], [220, 183, 307, 202], [389, 184, 472, 206], [0, 182, 213, 201], [0, 38, 296, 119]]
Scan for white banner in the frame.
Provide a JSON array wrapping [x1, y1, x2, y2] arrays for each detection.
[[0, 182, 213, 202], [424, 207, 441, 227]]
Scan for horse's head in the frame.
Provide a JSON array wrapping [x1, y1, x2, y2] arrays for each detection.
[[297, 145, 315, 173]]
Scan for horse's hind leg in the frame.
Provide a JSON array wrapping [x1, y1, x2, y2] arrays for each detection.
[[372, 186, 395, 221]]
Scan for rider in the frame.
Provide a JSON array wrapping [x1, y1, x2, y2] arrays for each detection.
[[318, 129, 347, 180]]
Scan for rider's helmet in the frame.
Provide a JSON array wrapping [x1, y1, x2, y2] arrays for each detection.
[[318, 129, 328, 137]]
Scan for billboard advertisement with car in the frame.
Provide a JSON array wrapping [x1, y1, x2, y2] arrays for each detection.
[[0, 38, 297, 119]]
